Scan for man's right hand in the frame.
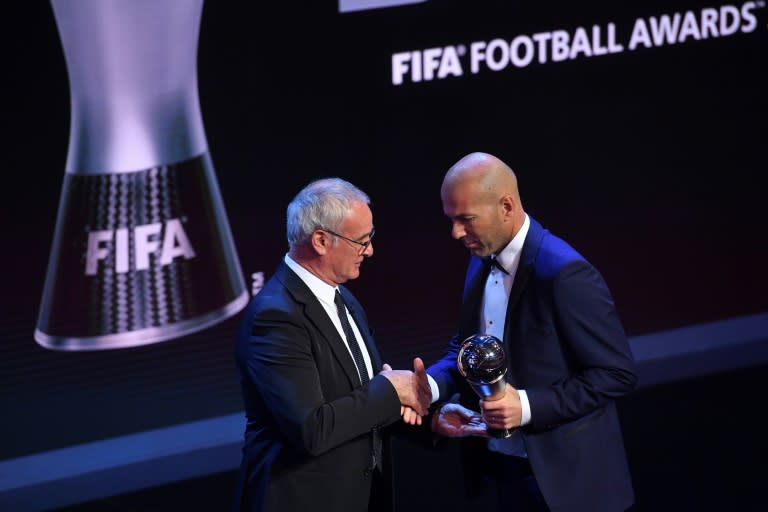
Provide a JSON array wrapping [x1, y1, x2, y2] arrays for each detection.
[[379, 357, 432, 416]]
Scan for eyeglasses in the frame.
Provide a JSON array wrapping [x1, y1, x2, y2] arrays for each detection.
[[322, 227, 375, 254]]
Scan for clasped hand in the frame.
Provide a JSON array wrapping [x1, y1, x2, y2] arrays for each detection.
[[379, 357, 432, 425]]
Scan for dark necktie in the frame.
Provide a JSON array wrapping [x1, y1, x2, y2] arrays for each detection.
[[334, 290, 369, 385], [334, 290, 381, 473]]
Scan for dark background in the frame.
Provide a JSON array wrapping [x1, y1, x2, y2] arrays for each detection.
[[1, 0, 766, 509]]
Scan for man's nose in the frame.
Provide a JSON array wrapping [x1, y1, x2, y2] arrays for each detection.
[[451, 222, 465, 240]]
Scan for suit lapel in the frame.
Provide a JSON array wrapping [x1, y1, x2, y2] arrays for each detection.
[[459, 256, 490, 335], [276, 263, 362, 387], [505, 216, 545, 330]]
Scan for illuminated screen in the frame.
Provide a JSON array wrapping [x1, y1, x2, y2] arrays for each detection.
[[2, 0, 765, 467]]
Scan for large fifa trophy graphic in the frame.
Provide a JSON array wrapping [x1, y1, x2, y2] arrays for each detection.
[[35, 0, 248, 350]]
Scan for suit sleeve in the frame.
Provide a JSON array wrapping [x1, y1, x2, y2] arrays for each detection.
[[526, 260, 638, 428], [427, 256, 486, 404], [426, 333, 464, 404], [238, 302, 402, 457]]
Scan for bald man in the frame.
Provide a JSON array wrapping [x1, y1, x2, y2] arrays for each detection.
[[426, 152, 638, 512]]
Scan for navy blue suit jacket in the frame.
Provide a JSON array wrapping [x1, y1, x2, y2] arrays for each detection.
[[234, 261, 402, 512], [428, 216, 638, 512]]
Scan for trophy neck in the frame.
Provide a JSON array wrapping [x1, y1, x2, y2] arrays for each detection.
[[51, 0, 208, 174], [467, 371, 506, 386]]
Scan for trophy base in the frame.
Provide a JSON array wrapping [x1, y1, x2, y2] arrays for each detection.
[[488, 427, 515, 439], [35, 153, 247, 351]]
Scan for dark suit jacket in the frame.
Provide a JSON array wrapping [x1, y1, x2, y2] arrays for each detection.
[[233, 261, 402, 512], [428, 216, 638, 512]]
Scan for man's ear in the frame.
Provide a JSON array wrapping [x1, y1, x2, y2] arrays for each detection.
[[311, 230, 329, 254], [500, 194, 516, 219]]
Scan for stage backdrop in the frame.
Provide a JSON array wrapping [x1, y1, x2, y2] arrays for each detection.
[[1, 0, 765, 468]]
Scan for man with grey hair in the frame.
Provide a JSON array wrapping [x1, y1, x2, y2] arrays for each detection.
[[234, 177, 431, 512]]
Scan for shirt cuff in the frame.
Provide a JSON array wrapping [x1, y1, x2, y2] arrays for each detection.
[[518, 389, 531, 426], [427, 374, 439, 404]]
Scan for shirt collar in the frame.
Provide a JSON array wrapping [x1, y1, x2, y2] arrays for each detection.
[[284, 254, 338, 306], [493, 213, 530, 272]]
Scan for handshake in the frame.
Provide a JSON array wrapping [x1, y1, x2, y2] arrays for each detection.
[[379, 357, 432, 425]]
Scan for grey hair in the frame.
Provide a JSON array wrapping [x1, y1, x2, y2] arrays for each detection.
[[286, 177, 370, 248]]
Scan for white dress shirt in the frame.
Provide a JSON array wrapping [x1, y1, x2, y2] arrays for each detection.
[[483, 214, 531, 456], [426, 216, 533, 455], [284, 254, 373, 382]]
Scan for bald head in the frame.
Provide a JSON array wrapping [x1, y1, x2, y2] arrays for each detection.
[[442, 152, 520, 206], [440, 152, 525, 257]]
